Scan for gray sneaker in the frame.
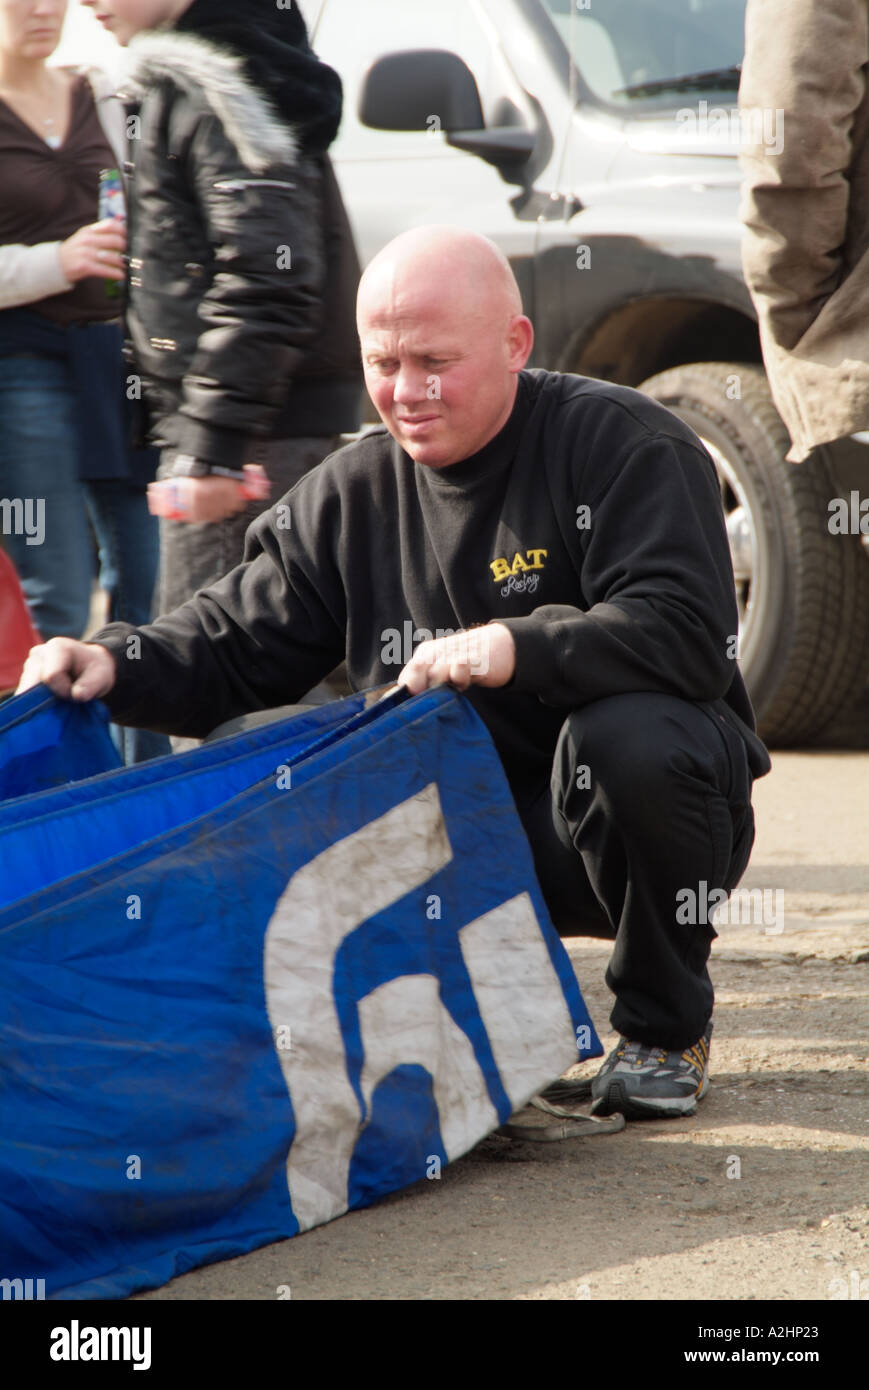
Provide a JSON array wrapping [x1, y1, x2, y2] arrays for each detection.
[[590, 1023, 712, 1119]]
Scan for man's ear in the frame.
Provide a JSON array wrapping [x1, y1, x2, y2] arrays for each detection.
[[507, 315, 534, 371]]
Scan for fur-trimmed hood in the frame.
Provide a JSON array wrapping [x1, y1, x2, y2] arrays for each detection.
[[121, 31, 299, 172], [119, 0, 342, 170]]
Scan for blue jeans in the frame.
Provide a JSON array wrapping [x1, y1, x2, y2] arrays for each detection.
[[87, 480, 170, 765], [0, 355, 169, 764], [0, 355, 92, 638]]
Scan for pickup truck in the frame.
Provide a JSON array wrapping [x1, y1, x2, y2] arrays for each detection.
[[300, 0, 869, 745]]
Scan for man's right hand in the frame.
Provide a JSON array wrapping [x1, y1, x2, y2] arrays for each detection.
[[16, 640, 117, 702]]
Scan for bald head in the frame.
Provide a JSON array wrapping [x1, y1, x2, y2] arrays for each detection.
[[358, 226, 522, 330], [357, 226, 533, 469]]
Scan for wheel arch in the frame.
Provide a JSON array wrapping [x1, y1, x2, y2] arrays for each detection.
[[559, 297, 762, 387]]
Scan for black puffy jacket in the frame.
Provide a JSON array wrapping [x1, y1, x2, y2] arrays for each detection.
[[120, 21, 362, 472]]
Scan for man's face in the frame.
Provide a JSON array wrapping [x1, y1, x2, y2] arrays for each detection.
[[80, 0, 178, 45], [359, 291, 530, 470], [0, 0, 67, 59]]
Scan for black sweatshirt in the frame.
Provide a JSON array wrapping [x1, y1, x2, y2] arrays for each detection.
[[92, 370, 771, 792]]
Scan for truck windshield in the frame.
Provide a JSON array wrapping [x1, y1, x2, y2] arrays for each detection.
[[538, 0, 746, 110]]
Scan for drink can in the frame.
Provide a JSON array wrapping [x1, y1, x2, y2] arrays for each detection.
[[98, 168, 125, 299], [98, 167, 126, 223]]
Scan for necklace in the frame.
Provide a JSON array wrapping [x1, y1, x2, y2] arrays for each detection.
[[0, 73, 65, 129]]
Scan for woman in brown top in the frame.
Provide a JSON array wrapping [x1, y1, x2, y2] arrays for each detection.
[[0, 0, 167, 760]]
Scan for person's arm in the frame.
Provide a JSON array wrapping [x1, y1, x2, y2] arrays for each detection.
[[0, 221, 126, 310], [0, 242, 72, 309], [499, 434, 739, 708], [162, 108, 326, 476], [739, 0, 868, 350]]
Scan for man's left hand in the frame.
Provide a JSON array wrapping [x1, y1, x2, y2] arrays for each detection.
[[398, 623, 516, 694]]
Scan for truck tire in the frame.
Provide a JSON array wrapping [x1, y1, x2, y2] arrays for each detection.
[[637, 362, 869, 745]]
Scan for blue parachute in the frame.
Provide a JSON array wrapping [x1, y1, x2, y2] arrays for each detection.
[[0, 685, 600, 1298]]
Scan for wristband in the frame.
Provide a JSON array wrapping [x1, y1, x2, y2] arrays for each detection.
[[171, 452, 210, 479], [172, 454, 246, 483], [171, 457, 268, 496], [149, 465, 271, 519]]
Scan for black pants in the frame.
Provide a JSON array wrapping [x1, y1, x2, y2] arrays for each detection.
[[209, 691, 756, 1054], [515, 692, 756, 1050]]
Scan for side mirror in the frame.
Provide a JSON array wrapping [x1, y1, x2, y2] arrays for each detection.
[[359, 49, 536, 182], [359, 49, 485, 132]]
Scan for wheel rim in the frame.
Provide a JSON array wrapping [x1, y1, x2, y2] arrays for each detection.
[[698, 435, 760, 656]]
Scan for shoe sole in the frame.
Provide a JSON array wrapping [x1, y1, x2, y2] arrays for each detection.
[[591, 1075, 708, 1121]]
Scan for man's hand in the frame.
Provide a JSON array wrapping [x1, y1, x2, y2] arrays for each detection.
[[147, 476, 250, 524], [16, 639, 117, 702], [398, 623, 516, 694]]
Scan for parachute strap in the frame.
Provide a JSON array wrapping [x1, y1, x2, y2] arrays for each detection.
[[498, 1077, 625, 1142]]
